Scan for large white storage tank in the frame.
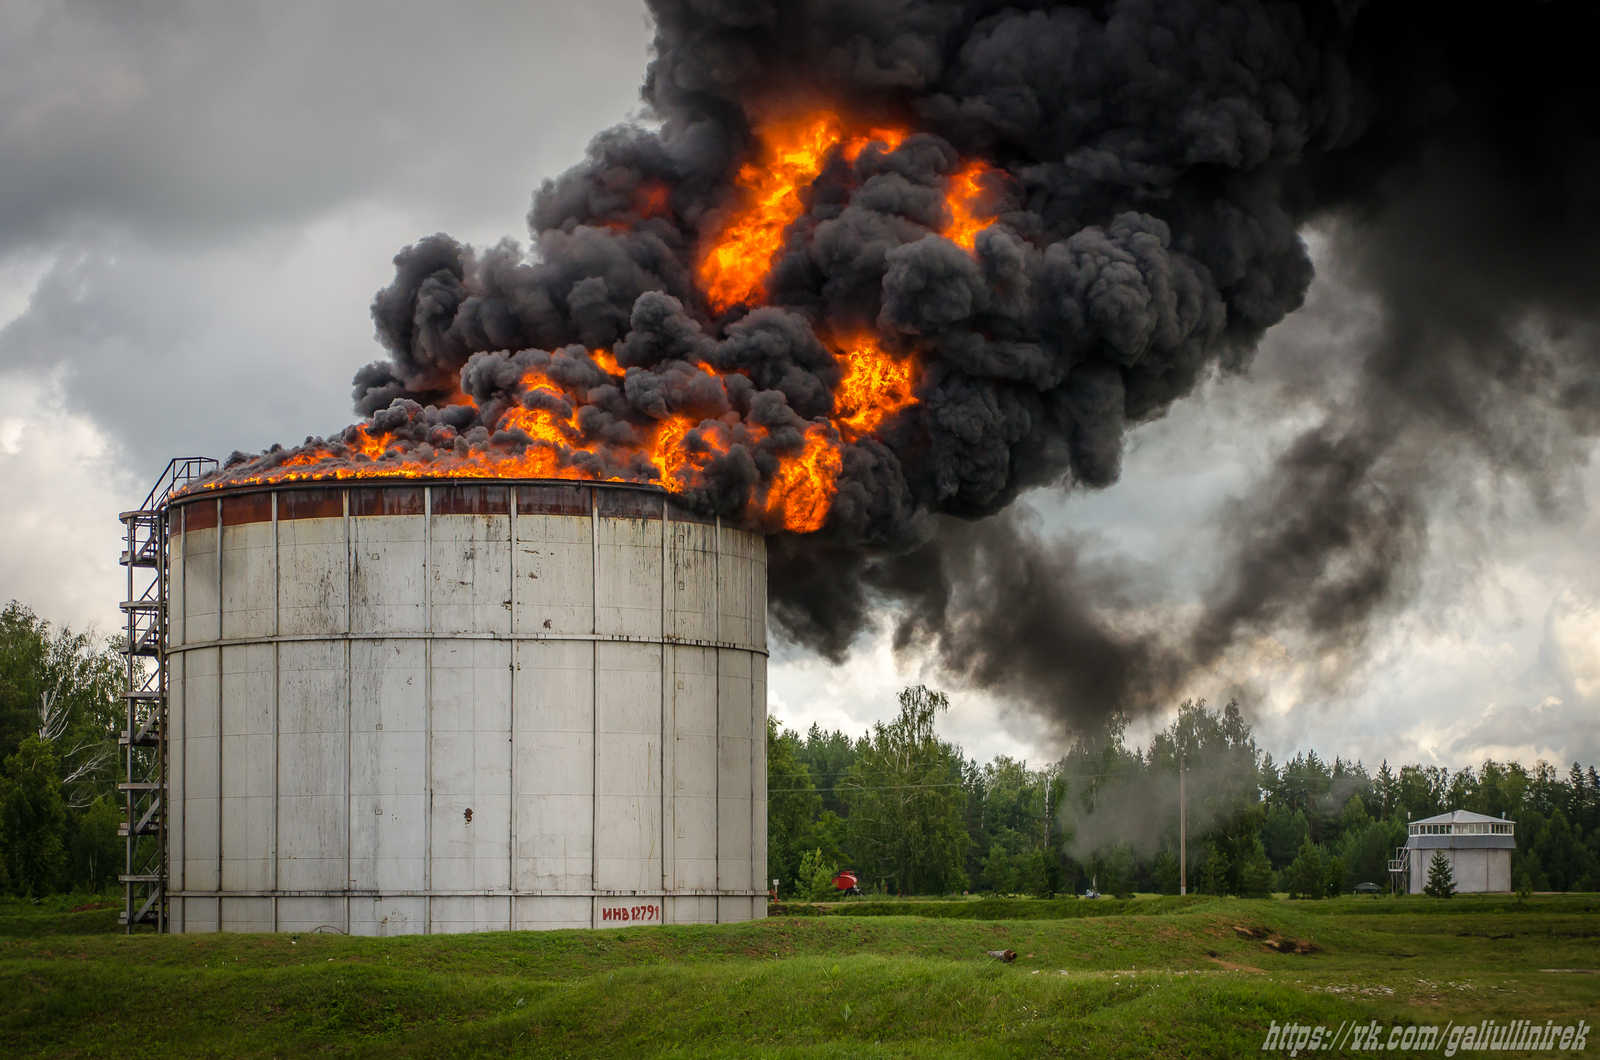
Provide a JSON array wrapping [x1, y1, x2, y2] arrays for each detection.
[[165, 479, 768, 934]]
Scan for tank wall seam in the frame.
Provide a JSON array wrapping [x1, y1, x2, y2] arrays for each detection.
[[659, 494, 669, 910], [589, 488, 599, 925], [509, 485, 518, 893], [168, 634, 768, 655], [343, 488, 352, 936], [714, 516, 722, 921], [214, 497, 221, 933], [423, 485, 433, 934], [270, 492, 279, 931]]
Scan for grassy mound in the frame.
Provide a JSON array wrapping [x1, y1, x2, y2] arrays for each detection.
[[3, 893, 1597, 1058]]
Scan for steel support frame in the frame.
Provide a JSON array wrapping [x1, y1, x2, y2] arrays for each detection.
[[1387, 846, 1411, 896], [119, 457, 216, 932]]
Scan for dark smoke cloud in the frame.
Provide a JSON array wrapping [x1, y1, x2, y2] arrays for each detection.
[[214, 0, 1600, 734], [1194, 0, 1600, 672], [346, 0, 1350, 521], [878, 511, 1185, 731]]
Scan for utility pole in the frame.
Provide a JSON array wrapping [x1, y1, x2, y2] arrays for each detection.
[[1180, 753, 1187, 896], [1044, 774, 1051, 845]]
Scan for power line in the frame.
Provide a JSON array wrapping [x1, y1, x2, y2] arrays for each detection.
[[767, 781, 965, 792], [767, 769, 1154, 794], [774, 768, 1148, 782]]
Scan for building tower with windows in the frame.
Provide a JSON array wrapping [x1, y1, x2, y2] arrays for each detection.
[[1390, 810, 1515, 894]]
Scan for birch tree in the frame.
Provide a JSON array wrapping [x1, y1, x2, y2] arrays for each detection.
[[842, 686, 969, 895]]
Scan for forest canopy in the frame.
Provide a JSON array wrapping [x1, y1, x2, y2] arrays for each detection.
[[769, 693, 1600, 900]]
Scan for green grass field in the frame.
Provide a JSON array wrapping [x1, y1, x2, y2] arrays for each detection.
[[3, 894, 1597, 1058]]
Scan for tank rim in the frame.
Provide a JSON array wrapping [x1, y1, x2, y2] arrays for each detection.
[[166, 475, 669, 509]]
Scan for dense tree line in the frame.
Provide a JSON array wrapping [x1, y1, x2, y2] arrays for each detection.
[[0, 602, 125, 896], [769, 693, 1600, 899], [6, 595, 1596, 903]]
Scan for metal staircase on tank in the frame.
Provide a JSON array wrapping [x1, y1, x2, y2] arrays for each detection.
[[118, 457, 217, 933]]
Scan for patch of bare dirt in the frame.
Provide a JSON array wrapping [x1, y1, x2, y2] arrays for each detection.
[[1233, 924, 1317, 955]]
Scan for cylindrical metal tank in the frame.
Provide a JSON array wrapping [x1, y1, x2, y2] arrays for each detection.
[[164, 479, 768, 934]]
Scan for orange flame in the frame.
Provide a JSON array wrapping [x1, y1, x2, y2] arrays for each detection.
[[202, 111, 1006, 534], [945, 159, 1002, 250], [647, 413, 707, 489], [699, 114, 844, 313], [841, 127, 909, 163], [763, 423, 843, 534], [208, 350, 901, 533], [347, 425, 391, 460], [833, 337, 917, 438], [699, 116, 908, 314], [500, 402, 576, 448]]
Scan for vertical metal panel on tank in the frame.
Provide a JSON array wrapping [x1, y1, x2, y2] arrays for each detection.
[[166, 479, 767, 935]]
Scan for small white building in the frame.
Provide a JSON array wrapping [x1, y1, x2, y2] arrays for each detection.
[[1393, 810, 1516, 894]]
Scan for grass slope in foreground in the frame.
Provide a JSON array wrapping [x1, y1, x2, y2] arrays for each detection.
[[2, 894, 1598, 1059]]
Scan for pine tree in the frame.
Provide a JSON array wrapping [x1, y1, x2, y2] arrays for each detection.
[[1423, 851, 1456, 898], [794, 848, 839, 902], [1375, 760, 1397, 818], [1238, 838, 1276, 897], [1019, 847, 1051, 897], [1286, 836, 1328, 899], [981, 843, 1015, 894], [1154, 850, 1181, 895], [1201, 841, 1231, 895], [1325, 855, 1346, 897]]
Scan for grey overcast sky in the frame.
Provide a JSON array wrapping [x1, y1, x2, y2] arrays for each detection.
[[2, 0, 1596, 774]]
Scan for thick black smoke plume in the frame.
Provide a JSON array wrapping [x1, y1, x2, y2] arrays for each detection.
[[1194, 1, 1600, 674], [216, 1, 1600, 732]]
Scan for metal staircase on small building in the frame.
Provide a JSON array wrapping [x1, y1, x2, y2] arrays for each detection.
[[1387, 846, 1411, 896], [118, 457, 216, 933]]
